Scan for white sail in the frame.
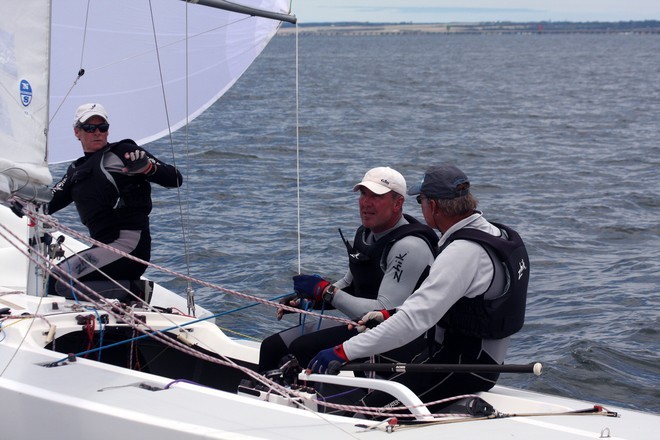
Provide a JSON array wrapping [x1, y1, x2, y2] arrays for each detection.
[[0, 0, 52, 198], [48, 0, 291, 164], [1, 0, 291, 203]]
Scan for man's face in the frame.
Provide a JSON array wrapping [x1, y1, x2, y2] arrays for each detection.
[[74, 115, 109, 153], [358, 187, 402, 233]]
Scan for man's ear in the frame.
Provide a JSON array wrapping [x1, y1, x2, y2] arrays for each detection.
[[429, 199, 438, 214]]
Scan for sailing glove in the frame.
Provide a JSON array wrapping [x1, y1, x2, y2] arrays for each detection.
[[355, 309, 394, 333], [123, 149, 155, 175], [293, 274, 330, 302], [307, 344, 348, 375]]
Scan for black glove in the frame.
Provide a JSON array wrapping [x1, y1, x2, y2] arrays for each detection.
[[123, 149, 154, 175]]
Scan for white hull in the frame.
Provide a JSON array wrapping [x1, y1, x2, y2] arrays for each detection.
[[0, 303, 657, 439]]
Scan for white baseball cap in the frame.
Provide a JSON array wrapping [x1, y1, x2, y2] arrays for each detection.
[[352, 166, 407, 197], [73, 103, 109, 126]]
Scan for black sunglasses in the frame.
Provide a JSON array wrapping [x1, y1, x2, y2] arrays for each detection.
[[78, 123, 110, 133], [416, 195, 423, 204]]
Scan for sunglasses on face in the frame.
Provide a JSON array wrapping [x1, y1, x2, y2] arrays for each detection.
[[78, 123, 110, 133]]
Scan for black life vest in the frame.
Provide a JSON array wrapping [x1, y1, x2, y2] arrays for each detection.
[[341, 214, 439, 299], [438, 222, 529, 339]]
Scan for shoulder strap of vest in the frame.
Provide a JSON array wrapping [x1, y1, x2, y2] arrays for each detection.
[[443, 222, 523, 252]]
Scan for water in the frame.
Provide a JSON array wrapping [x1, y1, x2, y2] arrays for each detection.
[[51, 33, 660, 412]]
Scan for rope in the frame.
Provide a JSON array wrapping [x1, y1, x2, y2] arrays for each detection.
[[0, 221, 303, 400], [0, 212, 475, 420], [1, 212, 622, 424], [32, 210, 356, 327]]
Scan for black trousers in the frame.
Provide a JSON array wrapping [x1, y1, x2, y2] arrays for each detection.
[[259, 321, 355, 372], [259, 320, 428, 373]]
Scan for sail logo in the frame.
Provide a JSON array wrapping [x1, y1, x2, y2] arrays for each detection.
[[20, 79, 32, 107]]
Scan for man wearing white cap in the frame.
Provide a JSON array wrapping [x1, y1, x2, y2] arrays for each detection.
[[259, 166, 438, 372], [46, 103, 183, 301]]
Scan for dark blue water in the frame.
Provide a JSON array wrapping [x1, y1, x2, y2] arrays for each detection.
[[52, 33, 660, 413]]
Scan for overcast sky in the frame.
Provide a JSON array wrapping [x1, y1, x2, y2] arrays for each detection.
[[290, 1, 660, 23]]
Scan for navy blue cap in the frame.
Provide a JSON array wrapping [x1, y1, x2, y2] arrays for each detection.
[[408, 165, 470, 199]]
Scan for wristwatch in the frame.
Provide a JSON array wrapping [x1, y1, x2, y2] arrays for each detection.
[[323, 285, 336, 303]]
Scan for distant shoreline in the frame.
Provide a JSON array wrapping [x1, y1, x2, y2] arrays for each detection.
[[277, 21, 660, 36]]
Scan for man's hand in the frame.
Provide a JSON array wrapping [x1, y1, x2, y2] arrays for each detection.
[[306, 345, 348, 375], [356, 310, 386, 332], [123, 149, 154, 175], [348, 309, 394, 332], [293, 274, 330, 302], [276, 294, 302, 320]]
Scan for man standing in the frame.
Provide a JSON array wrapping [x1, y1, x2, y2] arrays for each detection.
[[47, 103, 183, 301]]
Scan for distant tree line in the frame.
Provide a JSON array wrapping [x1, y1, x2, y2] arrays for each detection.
[[283, 20, 660, 34], [482, 20, 660, 33]]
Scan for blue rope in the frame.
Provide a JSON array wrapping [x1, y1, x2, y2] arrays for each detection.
[[212, 293, 290, 317], [64, 259, 78, 302]]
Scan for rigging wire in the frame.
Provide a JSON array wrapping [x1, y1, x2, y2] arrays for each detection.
[[27, 211, 356, 328], [295, 20, 301, 274], [1, 211, 600, 424], [143, 2, 262, 317], [46, 0, 92, 131], [145, 0, 197, 316], [183, 1, 195, 316]]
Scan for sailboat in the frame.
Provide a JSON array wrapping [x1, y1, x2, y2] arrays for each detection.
[[0, 1, 658, 438]]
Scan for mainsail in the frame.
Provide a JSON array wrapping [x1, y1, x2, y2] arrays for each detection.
[[0, 0, 294, 202], [0, 2, 52, 200]]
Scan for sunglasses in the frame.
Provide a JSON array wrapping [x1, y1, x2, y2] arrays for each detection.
[[78, 123, 110, 133], [416, 195, 424, 204]]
